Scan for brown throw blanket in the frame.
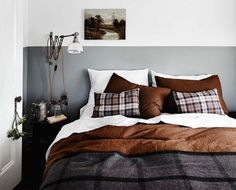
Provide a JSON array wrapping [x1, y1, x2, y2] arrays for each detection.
[[46, 123, 236, 174]]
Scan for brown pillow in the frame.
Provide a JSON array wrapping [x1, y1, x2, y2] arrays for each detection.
[[105, 73, 171, 118], [155, 75, 228, 114]]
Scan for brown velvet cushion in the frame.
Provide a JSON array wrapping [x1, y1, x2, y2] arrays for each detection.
[[104, 73, 171, 118], [155, 75, 228, 114]]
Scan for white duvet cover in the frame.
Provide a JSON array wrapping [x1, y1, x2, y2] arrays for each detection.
[[46, 107, 236, 159]]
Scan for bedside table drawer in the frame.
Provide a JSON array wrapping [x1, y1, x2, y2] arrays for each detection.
[[36, 124, 61, 140], [31, 119, 69, 157]]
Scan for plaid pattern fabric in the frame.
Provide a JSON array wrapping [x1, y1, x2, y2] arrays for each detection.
[[172, 88, 224, 115], [41, 152, 236, 190], [92, 88, 140, 117]]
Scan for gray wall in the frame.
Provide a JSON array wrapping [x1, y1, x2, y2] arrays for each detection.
[[24, 47, 236, 120]]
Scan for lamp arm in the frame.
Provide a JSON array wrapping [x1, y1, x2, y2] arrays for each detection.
[[60, 34, 73, 38], [55, 36, 64, 60], [60, 32, 79, 38], [47, 32, 80, 61]]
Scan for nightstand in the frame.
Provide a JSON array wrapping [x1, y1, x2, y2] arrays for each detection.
[[228, 112, 236, 119], [31, 118, 69, 158]]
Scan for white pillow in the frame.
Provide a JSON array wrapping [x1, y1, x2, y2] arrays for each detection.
[[80, 104, 94, 118], [87, 69, 149, 105], [151, 70, 212, 87]]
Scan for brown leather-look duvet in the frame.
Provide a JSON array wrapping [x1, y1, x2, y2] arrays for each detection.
[[40, 124, 236, 190]]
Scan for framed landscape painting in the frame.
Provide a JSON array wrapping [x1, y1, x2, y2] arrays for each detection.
[[84, 9, 126, 40]]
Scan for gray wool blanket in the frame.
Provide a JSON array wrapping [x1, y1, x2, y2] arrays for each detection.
[[40, 151, 236, 190]]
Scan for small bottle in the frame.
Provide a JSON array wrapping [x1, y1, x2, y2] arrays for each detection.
[[54, 105, 62, 117], [39, 101, 47, 121]]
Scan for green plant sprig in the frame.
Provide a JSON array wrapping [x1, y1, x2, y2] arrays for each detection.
[[7, 97, 27, 140]]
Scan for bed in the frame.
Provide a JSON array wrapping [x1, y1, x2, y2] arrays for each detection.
[[40, 69, 236, 190]]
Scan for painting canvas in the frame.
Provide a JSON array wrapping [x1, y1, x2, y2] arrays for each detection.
[[84, 9, 126, 40]]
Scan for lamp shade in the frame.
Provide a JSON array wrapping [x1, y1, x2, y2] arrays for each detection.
[[67, 39, 83, 54]]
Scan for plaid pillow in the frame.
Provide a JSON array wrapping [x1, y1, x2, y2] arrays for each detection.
[[92, 88, 140, 117], [172, 89, 224, 115]]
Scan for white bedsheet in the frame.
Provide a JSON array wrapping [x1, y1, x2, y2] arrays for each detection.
[[46, 112, 236, 160]]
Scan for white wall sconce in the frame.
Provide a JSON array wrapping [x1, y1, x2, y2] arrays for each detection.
[[46, 32, 83, 110], [47, 32, 83, 63]]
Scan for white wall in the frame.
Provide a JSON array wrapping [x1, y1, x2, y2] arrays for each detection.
[[27, 0, 236, 47], [23, 0, 28, 47]]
